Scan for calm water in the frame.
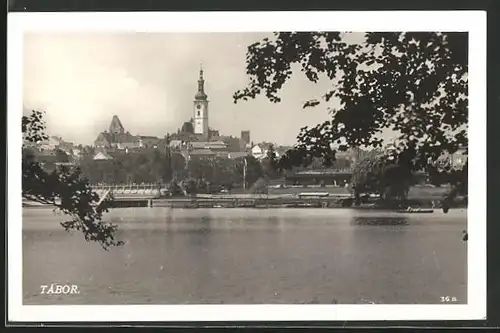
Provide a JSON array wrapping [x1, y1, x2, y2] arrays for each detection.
[[23, 208, 467, 305]]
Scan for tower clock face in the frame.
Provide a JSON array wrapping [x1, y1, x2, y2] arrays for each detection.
[[197, 104, 201, 109]]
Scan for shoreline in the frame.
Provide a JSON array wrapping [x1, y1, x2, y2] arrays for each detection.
[[23, 197, 466, 210]]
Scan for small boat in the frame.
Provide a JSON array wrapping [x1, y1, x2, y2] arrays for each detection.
[[395, 209, 434, 214]]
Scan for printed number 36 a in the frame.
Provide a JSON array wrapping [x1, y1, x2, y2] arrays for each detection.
[[441, 296, 457, 302]]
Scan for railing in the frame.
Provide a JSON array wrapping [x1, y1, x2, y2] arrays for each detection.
[[295, 168, 354, 175], [90, 183, 163, 197], [91, 183, 162, 189]]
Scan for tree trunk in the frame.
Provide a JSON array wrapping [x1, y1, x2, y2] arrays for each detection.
[[442, 184, 460, 213], [354, 189, 361, 206]]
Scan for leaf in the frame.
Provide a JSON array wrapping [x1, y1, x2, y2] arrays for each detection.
[[235, 32, 468, 193], [303, 99, 321, 109]]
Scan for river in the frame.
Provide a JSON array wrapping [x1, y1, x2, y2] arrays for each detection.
[[22, 207, 467, 305]]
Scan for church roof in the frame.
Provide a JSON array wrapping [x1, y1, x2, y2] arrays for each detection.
[[109, 115, 125, 133], [194, 68, 208, 100], [181, 121, 194, 134], [93, 151, 114, 161], [194, 91, 208, 100], [98, 131, 139, 143]]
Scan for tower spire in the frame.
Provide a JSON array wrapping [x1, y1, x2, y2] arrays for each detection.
[[193, 63, 209, 138], [195, 62, 207, 100]]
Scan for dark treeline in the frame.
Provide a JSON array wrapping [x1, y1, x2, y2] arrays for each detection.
[[77, 149, 265, 190]]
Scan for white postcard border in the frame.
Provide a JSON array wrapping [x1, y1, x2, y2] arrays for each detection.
[[8, 10, 487, 322]]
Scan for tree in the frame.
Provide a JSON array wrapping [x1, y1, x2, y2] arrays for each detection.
[[22, 110, 123, 250], [167, 179, 183, 196], [351, 150, 414, 206], [234, 32, 468, 198], [259, 144, 283, 180], [186, 156, 241, 189], [249, 177, 269, 195], [54, 148, 69, 163], [234, 155, 264, 189], [78, 148, 186, 185], [181, 177, 199, 196], [170, 152, 187, 179]]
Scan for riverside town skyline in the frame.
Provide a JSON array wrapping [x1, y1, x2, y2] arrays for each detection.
[[23, 32, 400, 147]]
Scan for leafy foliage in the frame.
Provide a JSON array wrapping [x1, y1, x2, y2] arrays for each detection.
[[261, 145, 283, 180], [167, 179, 184, 196], [22, 110, 49, 143], [78, 149, 186, 184], [248, 177, 269, 195], [181, 177, 207, 196], [54, 148, 70, 163], [351, 150, 414, 202], [186, 155, 264, 189], [22, 110, 123, 250], [234, 155, 263, 188], [235, 32, 468, 193]]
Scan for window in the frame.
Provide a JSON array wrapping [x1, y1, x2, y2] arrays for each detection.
[[197, 111, 200, 116]]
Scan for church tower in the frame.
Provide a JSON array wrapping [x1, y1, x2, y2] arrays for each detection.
[[109, 115, 125, 134], [193, 65, 209, 137]]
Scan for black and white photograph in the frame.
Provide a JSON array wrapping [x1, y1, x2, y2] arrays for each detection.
[[8, 11, 486, 322]]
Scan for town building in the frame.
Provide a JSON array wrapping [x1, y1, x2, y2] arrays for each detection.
[[241, 130, 251, 147], [193, 66, 209, 138], [93, 151, 114, 161], [168, 66, 249, 156], [94, 115, 167, 151], [209, 128, 220, 137], [188, 149, 217, 159], [91, 65, 257, 160], [227, 151, 250, 160], [34, 135, 74, 153], [168, 139, 185, 151], [137, 136, 164, 149], [436, 146, 468, 169], [451, 148, 467, 168], [94, 115, 141, 149], [189, 141, 228, 152], [251, 142, 277, 160]]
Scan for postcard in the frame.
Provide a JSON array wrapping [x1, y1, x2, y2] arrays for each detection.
[[7, 10, 486, 322]]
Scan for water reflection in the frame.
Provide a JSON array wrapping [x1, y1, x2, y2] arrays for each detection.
[[351, 215, 409, 226], [196, 215, 213, 234], [266, 216, 280, 229], [23, 208, 467, 305]]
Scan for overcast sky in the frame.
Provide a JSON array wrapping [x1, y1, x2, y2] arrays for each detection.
[[23, 32, 370, 146]]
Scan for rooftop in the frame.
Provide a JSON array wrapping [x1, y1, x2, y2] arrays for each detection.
[[98, 131, 139, 143], [190, 141, 228, 149], [189, 149, 216, 156], [228, 152, 250, 159]]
